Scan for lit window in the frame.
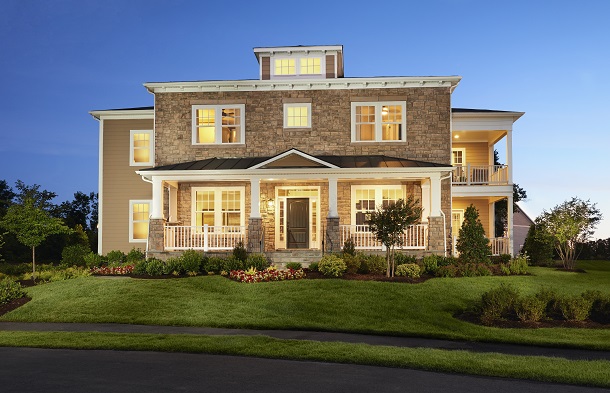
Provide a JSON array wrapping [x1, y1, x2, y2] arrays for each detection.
[[129, 201, 150, 242], [452, 149, 466, 166], [300, 58, 321, 74], [283, 103, 311, 128], [352, 186, 405, 226], [275, 59, 295, 75], [351, 102, 406, 142], [130, 130, 153, 166], [192, 105, 245, 145], [192, 187, 245, 229]]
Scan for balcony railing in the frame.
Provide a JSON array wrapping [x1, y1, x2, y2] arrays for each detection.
[[164, 225, 246, 251], [340, 224, 428, 250], [453, 164, 509, 185]]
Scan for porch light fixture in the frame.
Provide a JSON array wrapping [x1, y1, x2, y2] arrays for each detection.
[[381, 106, 389, 116], [454, 135, 459, 139], [266, 199, 275, 212]]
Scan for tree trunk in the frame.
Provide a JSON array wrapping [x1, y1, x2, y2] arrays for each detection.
[[32, 245, 36, 280], [386, 247, 391, 278]]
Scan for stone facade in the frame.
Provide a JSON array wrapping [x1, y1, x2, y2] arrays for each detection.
[[247, 217, 263, 252], [147, 218, 165, 254], [325, 217, 340, 253]]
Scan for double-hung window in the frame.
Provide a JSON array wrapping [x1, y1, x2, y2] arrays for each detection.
[[129, 130, 153, 166], [129, 200, 150, 242], [192, 105, 245, 145], [283, 103, 311, 128], [192, 187, 245, 230], [351, 185, 405, 226], [351, 102, 406, 142]]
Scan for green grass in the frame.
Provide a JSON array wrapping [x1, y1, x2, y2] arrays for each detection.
[[0, 331, 608, 388], [2, 263, 610, 349]]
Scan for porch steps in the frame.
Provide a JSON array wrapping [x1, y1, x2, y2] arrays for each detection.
[[265, 250, 323, 267]]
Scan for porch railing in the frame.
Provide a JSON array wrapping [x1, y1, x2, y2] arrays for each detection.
[[452, 164, 509, 185], [164, 225, 246, 251], [340, 224, 428, 250], [490, 237, 510, 256]]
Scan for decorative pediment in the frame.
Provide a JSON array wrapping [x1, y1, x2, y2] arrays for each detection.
[[249, 149, 339, 169]]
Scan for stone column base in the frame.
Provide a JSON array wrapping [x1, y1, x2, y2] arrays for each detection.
[[248, 217, 263, 253], [325, 217, 340, 253], [147, 218, 166, 254], [427, 216, 446, 255]]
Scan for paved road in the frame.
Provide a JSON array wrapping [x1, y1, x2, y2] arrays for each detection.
[[0, 347, 606, 393]]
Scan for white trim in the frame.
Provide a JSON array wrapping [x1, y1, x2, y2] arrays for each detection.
[[271, 56, 325, 79], [452, 185, 513, 197], [350, 185, 406, 226], [351, 101, 407, 143], [89, 109, 154, 120], [283, 103, 312, 129], [451, 148, 466, 166], [144, 76, 461, 93], [129, 200, 151, 243], [191, 104, 246, 145], [97, 119, 104, 254], [248, 149, 339, 170], [129, 130, 154, 167], [190, 186, 246, 228]]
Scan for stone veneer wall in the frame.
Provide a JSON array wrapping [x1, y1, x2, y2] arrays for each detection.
[[153, 87, 452, 167]]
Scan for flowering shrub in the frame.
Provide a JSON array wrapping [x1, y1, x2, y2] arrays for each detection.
[[230, 268, 305, 283], [90, 264, 135, 276]]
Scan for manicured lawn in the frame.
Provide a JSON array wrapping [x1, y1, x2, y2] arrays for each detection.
[[2, 263, 610, 349], [0, 331, 608, 388]]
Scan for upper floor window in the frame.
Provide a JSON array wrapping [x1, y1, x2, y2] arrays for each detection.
[[351, 102, 406, 142], [275, 59, 296, 75], [273, 57, 322, 77], [192, 105, 245, 145], [283, 103, 311, 128], [300, 58, 321, 75], [452, 148, 466, 166], [130, 130, 153, 166]]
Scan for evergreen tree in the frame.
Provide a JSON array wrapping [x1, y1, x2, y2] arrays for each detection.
[[521, 222, 554, 265], [456, 204, 491, 263]]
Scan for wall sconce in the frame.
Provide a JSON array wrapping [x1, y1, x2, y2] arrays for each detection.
[[260, 198, 275, 214]]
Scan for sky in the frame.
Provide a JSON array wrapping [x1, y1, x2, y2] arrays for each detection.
[[0, 0, 609, 239]]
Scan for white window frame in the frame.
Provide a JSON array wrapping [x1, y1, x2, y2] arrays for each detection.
[[129, 130, 154, 166], [452, 148, 466, 166], [451, 209, 465, 237], [191, 104, 246, 146], [191, 187, 246, 228], [283, 103, 312, 129], [299, 57, 322, 75], [351, 101, 407, 143], [129, 200, 151, 243], [274, 186, 321, 250], [350, 185, 406, 226], [272, 56, 325, 78]]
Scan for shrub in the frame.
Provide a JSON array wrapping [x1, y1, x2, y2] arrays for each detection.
[[342, 238, 355, 256], [557, 295, 593, 321], [585, 291, 610, 324], [508, 255, 528, 275], [394, 253, 417, 266], [164, 257, 184, 275], [232, 241, 248, 262], [437, 256, 458, 267], [394, 263, 420, 278], [285, 262, 302, 270], [318, 254, 346, 277], [308, 262, 319, 272], [479, 284, 519, 325], [204, 257, 225, 274], [133, 259, 148, 275], [245, 254, 269, 271], [358, 254, 386, 275], [0, 278, 26, 305], [499, 263, 511, 276], [491, 254, 512, 264], [436, 265, 457, 278], [83, 252, 105, 268], [474, 263, 492, 276], [222, 256, 245, 272], [421, 255, 439, 275], [180, 250, 202, 274], [145, 258, 165, 276], [514, 295, 547, 322], [0, 263, 32, 277], [456, 205, 492, 264], [126, 248, 146, 263], [61, 244, 90, 267], [535, 287, 561, 319], [342, 254, 360, 274], [106, 250, 126, 264]]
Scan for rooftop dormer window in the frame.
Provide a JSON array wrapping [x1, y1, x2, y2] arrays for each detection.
[[273, 57, 322, 77]]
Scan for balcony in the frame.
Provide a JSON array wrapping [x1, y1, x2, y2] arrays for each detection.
[[340, 224, 428, 250], [452, 164, 509, 186], [164, 225, 246, 251]]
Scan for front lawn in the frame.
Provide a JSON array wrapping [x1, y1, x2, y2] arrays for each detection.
[[2, 262, 610, 349]]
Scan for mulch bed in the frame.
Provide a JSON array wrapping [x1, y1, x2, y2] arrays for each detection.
[[0, 297, 31, 317], [455, 311, 609, 329]]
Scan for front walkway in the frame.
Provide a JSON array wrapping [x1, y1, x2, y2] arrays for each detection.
[[1, 321, 608, 361]]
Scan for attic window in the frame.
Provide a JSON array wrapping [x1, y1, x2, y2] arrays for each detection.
[[275, 59, 296, 75]]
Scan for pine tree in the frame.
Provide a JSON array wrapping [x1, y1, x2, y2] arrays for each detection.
[[456, 205, 491, 263]]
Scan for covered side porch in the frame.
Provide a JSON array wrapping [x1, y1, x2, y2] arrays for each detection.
[[138, 150, 453, 258]]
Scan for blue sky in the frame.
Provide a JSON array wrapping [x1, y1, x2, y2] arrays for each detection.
[[0, 0, 608, 238]]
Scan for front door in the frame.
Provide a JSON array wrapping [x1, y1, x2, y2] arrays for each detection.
[[287, 198, 309, 249]]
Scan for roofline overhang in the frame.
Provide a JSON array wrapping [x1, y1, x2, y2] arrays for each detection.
[[89, 109, 154, 121], [144, 76, 461, 94], [136, 166, 453, 181], [452, 110, 525, 123], [253, 45, 343, 63]]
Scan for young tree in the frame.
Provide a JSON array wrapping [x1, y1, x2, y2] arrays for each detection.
[[537, 197, 602, 270], [367, 197, 422, 277], [0, 198, 70, 278], [456, 204, 491, 263]]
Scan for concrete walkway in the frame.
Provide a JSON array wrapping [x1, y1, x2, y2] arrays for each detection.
[[1, 321, 609, 361]]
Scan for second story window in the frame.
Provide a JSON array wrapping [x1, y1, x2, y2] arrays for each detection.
[[130, 130, 153, 166], [284, 103, 311, 128], [273, 57, 322, 77], [275, 59, 296, 75], [351, 102, 406, 142], [192, 105, 245, 145], [452, 148, 466, 166], [300, 58, 321, 75]]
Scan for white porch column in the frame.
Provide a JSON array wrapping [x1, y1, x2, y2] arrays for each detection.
[[328, 176, 338, 218], [151, 176, 164, 219], [168, 185, 178, 222], [421, 179, 431, 221], [430, 172, 441, 216], [508, 193, 514, 256], [489, 201, 495, 238], [250, 177, 261, 219], [506, 130, 513, 184]]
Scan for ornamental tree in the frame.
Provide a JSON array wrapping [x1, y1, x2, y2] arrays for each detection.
[[0, 198, 70, 278], [456, 204, 491, 263], [367, 196, 422, 277], [537, 197, 602, 270]]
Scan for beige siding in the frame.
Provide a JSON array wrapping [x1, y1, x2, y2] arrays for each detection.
[[451, 198, 492, 237], [453, 142, 490, 166], [102, 119, 153, 254]]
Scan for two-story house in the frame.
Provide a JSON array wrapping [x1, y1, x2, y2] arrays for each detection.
[[90, 45, 522, 263]]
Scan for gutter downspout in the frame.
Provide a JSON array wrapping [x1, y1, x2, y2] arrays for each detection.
[[140, 175, 153, 255]]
